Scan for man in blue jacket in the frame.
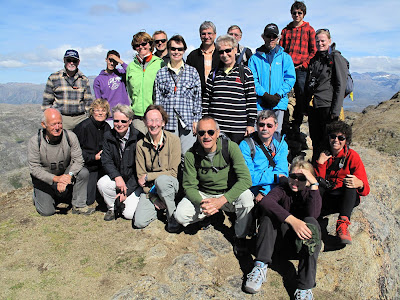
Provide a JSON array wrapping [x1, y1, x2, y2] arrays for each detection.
[[239, 110, 288, 203], [248, 23, 296, 134]]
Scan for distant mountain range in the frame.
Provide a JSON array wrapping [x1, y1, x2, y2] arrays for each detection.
[[0, 72, 399, 112]]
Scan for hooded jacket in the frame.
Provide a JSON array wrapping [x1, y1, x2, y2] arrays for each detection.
[[93, 64, 130, 118], [239, 133, 289, 195], [126, 55, 164, 117], [305, 43, 348, 117], [248, 45, 296, 111], [279, 21, 317, 68]]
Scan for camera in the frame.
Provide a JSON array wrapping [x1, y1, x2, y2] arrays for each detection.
[[317, 177, 335, 190]]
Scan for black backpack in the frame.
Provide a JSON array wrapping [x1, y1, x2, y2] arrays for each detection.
[[193, 137, 231, 173]]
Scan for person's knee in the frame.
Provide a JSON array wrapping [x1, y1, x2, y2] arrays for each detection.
[[35, 204, 56, 216], [133, 216, 151, 229], [76, 167, 89, 180]]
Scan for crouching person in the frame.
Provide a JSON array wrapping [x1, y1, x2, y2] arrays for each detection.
[[244, 158, 321, 299], [28, 108, 94, 216], [174, 116, 253, 255], [133, 105, 181, 232], [97, 104, 143, 221]]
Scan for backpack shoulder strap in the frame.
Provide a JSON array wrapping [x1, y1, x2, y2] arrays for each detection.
[[237, 47, 247, 65], [63, 129, 71, 147], [238, 64, 246, 86], [221, 138, 230, 166], [244, 136, 256, 160], [37, 129, 42, 149], [37, 129, 71, 148]]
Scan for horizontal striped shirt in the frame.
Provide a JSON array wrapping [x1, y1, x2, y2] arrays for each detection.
[[203, 65, 257, 134], [42, 69, 93, 115]]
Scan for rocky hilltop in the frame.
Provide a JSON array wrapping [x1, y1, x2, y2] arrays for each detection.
[[0, 97, 399, 299]]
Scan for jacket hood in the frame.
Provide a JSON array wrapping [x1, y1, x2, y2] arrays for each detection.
[[286, 21, 310, 29], [255, 45, 283, 56]]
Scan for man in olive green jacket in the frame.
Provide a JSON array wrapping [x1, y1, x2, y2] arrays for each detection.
[[175, 116, 254, 254]]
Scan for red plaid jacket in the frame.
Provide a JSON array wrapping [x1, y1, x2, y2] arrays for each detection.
[[279, 21, 317, 69]]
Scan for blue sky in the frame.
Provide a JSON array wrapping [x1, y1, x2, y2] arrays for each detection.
[[0, 0, 399, 84]]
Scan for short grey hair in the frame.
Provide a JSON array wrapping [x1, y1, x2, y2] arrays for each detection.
[[199, 21, 216, 34], [257, 110, 278, 124], [196, 115, 220, 132], [216, 34, 238, 50], [112, 104, 134, 120]]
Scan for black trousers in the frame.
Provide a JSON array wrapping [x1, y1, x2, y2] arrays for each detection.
[[256, 215, 321, 289], [319, 186, 360, 220]]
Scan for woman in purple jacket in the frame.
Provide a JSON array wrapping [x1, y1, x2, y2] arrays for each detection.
[[244, 158, 321, 300]]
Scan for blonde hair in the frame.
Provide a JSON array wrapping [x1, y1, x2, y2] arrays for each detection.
[[89, 98, 110, 118], [290, 157, 315, 176]]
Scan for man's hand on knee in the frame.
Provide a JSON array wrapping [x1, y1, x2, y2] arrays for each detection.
[[200, 196, 227, 216]]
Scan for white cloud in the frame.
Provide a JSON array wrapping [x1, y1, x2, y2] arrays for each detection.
[[117, 0, 148, 14], [0, 60, 25, 68], [350, 56, 400, 74], [90, 5, 114, 15]]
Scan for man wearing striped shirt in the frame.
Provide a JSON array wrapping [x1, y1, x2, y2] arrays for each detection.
[[42, 49, 93, 130], [154, 35, 202, 156], [203, 35, 257, 144]]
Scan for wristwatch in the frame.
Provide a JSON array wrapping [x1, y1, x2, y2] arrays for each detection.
[[69, 172, 74, 177], [310, 182, 319, 186]]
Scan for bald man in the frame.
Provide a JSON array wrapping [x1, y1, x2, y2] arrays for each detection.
[[28, 108, 94, 216]]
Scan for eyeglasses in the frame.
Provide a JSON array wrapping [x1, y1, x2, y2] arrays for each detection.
[[258, 122, 275, 128], [289, 173, 307, 181], [170, 46, 185, 52], [155, 39, 167, 44], [146, 118, 162, 124], [113, 119, 129, 124], [291, 11, 304, 15], [93, 109, 107, 113], [218, 48, 233, 55], [133, 41, 149, 48], [197, 130, 216, 137], [228, 32, 241, 37], [66, 58, 79, 63], [329, 134, 346, 141], [265, 34, 278, 40]]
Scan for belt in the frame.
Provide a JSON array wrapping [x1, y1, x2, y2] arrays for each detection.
[[133, 115, 144, 120], [62, 112, 85, 117]]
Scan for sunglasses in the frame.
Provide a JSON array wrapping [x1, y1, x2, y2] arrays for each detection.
[[291, 11, 304, 15], [197, 130, 216, 137], [258, 122, 275, 128], [289, 173, 307, 181], [133, 41, 149, 48], [113, 119, 129, 124], [316, 28, 330, 35], [155, 39, 167, 44], [265, 34, 278, 39], [170, 46, 185, 52], [66, 58, 78, 63], [329, 134, 346, 141], [218, 48, 233, 55]]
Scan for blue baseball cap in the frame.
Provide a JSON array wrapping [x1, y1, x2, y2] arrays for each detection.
[[64, 49, 79, 60]]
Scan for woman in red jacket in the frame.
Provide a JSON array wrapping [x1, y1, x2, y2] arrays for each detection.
[[314, 121, 370, 244]]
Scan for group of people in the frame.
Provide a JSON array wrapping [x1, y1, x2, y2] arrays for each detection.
[[29, 1, 371, 299]]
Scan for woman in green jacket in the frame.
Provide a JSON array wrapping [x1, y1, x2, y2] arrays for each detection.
[[126, 32, 164, 134]]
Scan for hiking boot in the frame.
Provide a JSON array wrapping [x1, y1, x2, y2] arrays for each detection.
[[244, 261, 268, 294], [294, 288, 314, 300], [72, 206, 95, 215], [104, 209, 115, 221], [233, 237, 248, 257], [166, 216, 181, 233], [336, 216, 352, 244]]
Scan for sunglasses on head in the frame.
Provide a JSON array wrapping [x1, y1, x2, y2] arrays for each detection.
[[113, 119, 129, 124], [155, 39, 167, 44], [197, 130, 216, 137], [170, 46, 185, 52], [258, 122, 274, 128], [66, 58, 78, 63], [218, 48, 233, 55], [329, 134, 346, 141], [265, 34, 278, 39], [289, 173, 307, 181], [133, 41, 149, 48]]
